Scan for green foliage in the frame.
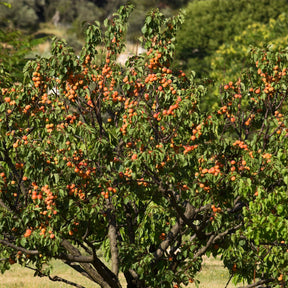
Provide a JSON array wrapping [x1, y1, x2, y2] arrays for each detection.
[[0, 1, 44, 85], [176, 0, 288, 77], [1, 3, 288, 288], [0, 29, 34, 85], [210, 13, 288, 88], [201, 13, 288, 111], [0, 0, 44, 30]]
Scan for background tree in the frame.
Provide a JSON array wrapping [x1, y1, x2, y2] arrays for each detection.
[[0, 29, 33, 85], [0, 0, 46, 30], [210, 13, 288, 86], [0, 1, 39, 85], [0, 0, 189, 59], [175, 0, 288, 77], [201, 13, 288, 111], [1, 4, 288, 288]]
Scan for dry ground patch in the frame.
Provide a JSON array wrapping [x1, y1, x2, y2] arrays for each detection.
[[0, 256, 240, 288]]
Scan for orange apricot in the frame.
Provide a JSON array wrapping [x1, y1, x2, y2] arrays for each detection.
[[24, 229, 32, 238]]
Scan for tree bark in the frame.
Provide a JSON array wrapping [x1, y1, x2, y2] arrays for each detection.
[[124, 269, 145, 288], [108, 212, 119, 276], [61, 239, 121, 288]]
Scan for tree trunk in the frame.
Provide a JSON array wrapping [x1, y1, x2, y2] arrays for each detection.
[[61, 239, 122, 288], [124, 270, 145, 288]]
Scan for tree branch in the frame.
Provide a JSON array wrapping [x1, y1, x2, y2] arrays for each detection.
[[63, 261, 95, 282], [124, 269, 145, 288], [0, 238, 96, 263], [25, 265, 86, 288], [0, 199, 13, 212], [0, 239, 39, 255], [92, 256, 122, 288], [59, 253, 94, 263], [48, 275, 87, 288], [107, 208, 119, 276], [61, 239, 121, 288], [193, 223, 243, 260], [237, 278, 274, 288], [154, 201, 211, 261], [61, 239, 104, 284], [154, 217, 183, 261]]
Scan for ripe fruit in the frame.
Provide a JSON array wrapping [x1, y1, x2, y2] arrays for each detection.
[[74, 167, 80, 173], [24, 229, 32, 238], [278, 274, 283, 282], [131, 154, 137, 160]]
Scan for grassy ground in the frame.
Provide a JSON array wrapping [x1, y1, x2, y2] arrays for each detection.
[[195, 256, 238, 288], [0, 256, 239, 288]]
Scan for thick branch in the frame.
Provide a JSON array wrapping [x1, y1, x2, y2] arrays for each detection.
[[59, 253, 94, 263], [1, 237, 122, 288], [154, 200, 207, 262], [154, 218, 183, 261], [92, 256, 122, 288], [63, 261, 95, 282], [108, 212, 119, 276], [165, 189, 196, 227], [124, 269, 145, 288], [61, 239, 107, 287], [62, 239, 121, 288]]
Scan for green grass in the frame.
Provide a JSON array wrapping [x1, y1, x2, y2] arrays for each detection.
[[0, 256, 240, 288], [0, 260, 93, 288], [194, 256, 238, 287]]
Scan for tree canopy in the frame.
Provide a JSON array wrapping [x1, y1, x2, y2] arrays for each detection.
[[0, 2, 37, 85], [1, 4, 288, 288], [210, 13, 288, 85], [175, 0, 288, 77]]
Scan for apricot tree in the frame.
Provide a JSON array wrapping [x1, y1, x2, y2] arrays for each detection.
[[0, 4, 288, 288]]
